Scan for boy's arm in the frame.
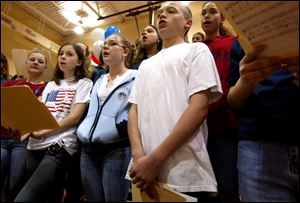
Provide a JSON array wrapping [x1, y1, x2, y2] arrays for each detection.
[[151, 90, 209, 163], [128, 104, 145, 162], [130, 90, 209, 188]]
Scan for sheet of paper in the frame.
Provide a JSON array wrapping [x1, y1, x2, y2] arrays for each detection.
[[131, 182, 197, 202], [1, 86, 59, 134], [216, 1, 299, 58]]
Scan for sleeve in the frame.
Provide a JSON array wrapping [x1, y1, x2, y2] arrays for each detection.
[[74, 78, 93, 104], [34, 83, 47, 97], [209, 38, 245, 113], [128, 71, 140, 105], [1, 80, 12, 87], [1, 80, 21, 87], [188, 43, 223, 104], [228, 38, 245, 86], [41, 82, 52, 103]]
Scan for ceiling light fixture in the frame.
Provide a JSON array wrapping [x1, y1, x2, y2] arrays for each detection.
[[61, 2, 102, 28], [180, 1, 190, 6], [74, 25, 84, 35]]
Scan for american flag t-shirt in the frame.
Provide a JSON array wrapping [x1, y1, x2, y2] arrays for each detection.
[[45, 89, 76, 120]]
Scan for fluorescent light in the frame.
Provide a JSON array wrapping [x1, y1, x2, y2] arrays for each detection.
[[74, 26, 84, 35]]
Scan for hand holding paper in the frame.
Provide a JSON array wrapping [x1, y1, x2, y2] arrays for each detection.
[[280, 55, 299, 87]]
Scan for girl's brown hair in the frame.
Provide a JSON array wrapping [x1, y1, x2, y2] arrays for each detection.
[[202, 1, 233, 36], [53, 42, 87, 85], [133, 25, 162, 65]]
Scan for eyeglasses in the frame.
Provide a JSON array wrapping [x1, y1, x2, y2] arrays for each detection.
[[101, 40, 124, 48]]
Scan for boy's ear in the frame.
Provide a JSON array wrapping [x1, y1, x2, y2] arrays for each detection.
[[185, 19, 192, 29]]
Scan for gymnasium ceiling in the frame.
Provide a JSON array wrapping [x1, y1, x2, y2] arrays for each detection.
[[1, 1, 166, 36]]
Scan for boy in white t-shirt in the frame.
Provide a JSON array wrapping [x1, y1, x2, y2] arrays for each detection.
[[127, 1, 223, 201]]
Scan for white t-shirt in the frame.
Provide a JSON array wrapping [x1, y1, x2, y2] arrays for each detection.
[[28, 78, 93, 155], [127, 42, 222, 192]]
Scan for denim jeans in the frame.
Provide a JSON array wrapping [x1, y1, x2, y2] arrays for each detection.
[[14, 147, 72, 202], [207, 131, 240, 202], [1, 138, 29, 201], [80, 146, 131, 202], [63, 151, 84, 202], [238, 140, 299, 202]]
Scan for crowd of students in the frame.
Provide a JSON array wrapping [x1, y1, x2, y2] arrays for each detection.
[[1, 1, 299, 202]]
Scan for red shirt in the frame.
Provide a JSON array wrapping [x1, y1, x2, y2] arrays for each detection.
[[202, 35, 244, 134]]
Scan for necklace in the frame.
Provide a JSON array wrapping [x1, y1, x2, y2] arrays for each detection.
[[106, 69, 128, 88], [107, 69, 127, 82], [106, 75, 117, 89]]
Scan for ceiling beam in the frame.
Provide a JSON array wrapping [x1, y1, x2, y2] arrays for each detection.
[[103, 1, 125, 23], [99, 1, 164, 21], [50, 1, 75, 30], [82, 1, 101, 19], [20, 1, 74, 35]]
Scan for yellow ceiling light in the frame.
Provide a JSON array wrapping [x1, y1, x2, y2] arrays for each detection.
[[180, 1, 190, 6], [74, 25, 84, 35], [61, 1, 102, 28]]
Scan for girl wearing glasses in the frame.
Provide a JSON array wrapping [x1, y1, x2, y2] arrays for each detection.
[[77, 33, 137, 202]]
